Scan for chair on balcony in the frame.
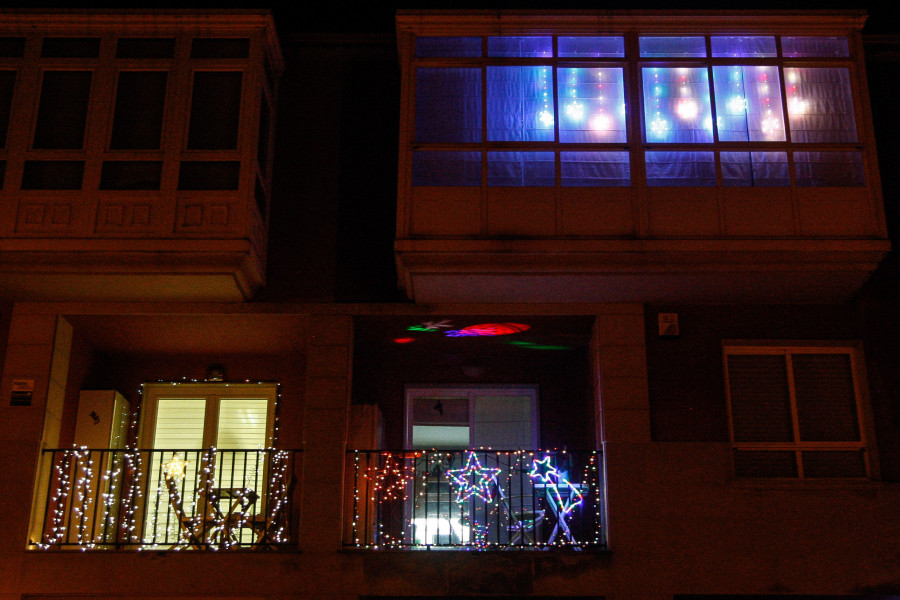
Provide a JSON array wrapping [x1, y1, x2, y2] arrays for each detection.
[[163, 473, 208, 549]]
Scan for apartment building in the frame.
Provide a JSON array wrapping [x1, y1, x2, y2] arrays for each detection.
[[0, 9, 898, 600]]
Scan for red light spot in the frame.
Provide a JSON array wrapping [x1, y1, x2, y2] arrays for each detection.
[[460, 323, 531, 336], [393, 337, 416, 344]]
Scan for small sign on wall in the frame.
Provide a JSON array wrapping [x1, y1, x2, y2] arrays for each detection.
[[658, 313, 680, 337], [11, 379, 35, 406]]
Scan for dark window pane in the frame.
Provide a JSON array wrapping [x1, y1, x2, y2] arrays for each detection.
[[487, 151, 554, 187], [794, 151, 865, 187], [0, 70, 15, 148], [727, 354, 793, 442], [116, 38, 175, 58], [100, 161, 162, 190], [415, 68, 482, 143], [793, 354, 860, 442], [802, 450, 866, 478], [0, 37, 25, 58], [33, 71, 92, 149], [111, 71, 167, 149], [178, 161, 240, 190], [187, 71, 242, 149], [488, 36, 552, 57], [41, 37, 100, 58], [257, 94, 270, 171], [413, 151, 481, 186], [21, 161, 84, 189], [416, 37, 481, 57], [734, 450, 798, 478], [255, 176, 267, 219], [191, 38, 250, 59], [561, 152, 630, 187]]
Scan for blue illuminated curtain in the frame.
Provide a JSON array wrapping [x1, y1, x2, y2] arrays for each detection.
[[785, 68, 857, 143], [561, 152, 630, 187], [721, 152, 789, 187], [642, 68, 713, 144], [487, 66, 555, 142], [415, 68, 481, 143], [713, 66, 785, 142], [646, 151, 715, 186], [487, 152, 554, 186], [558, 67, 626, 143]]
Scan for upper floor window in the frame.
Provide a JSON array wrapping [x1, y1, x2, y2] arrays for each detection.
[[409, 34, 864, 189]]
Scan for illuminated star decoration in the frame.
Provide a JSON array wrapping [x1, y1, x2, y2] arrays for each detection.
[[365, 453, 415, 502], [529, 456, 584, 516], [445, 453, 502, 504]]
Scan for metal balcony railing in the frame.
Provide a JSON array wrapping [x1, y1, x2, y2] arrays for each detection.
[[33, 448, 301, 550], [346, 449, 604, 550]]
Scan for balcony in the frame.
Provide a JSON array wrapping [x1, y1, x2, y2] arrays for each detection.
[[346, 449, 604, 550], [32, 448, 301, 550], [394, 12, 890, 304]]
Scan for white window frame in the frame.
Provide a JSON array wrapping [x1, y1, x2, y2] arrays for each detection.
[[138, 382, 278, 449], [404, 384, 539, 450], [723, 341, 875, 479]]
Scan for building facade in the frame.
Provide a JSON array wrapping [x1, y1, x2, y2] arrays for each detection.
[[0, 9, 899, 600]]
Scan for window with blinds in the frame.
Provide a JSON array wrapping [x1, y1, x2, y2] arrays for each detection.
[[723, 344, 870, 478]]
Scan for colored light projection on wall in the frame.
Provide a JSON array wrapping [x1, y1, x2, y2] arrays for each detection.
[[396, 320, 531, 343]]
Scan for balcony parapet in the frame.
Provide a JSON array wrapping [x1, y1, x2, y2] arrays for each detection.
[[31, 447, 301, 551], [346, 449, 604, 551]]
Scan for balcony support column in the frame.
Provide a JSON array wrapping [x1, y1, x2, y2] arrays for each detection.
[[300, 315, 354, 551]]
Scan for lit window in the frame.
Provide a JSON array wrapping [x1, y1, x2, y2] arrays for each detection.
[[407, 33, 865, 190], [724, 345, 870, 478]]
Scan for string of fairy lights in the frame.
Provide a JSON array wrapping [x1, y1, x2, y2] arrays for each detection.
[[353, 449, 603, 550], [36, 380, 295, 551]]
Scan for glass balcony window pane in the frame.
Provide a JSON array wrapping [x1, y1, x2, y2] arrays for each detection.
[[487, 66, 555, 142], [558, 67, 626, 143], [488, 151, 554, 186], [415, 68, 482, 143], [487, 36, 552, 57], [782, 36, 850, 57], [416, 37, 482, 57], [721, 152, 789, 187], [711, 36, 777, 57], [642, 67, 713, 143], [713, 65, 785, 142], [646, 151, 715, 186], [640, 36, 706, 57], [561, 151, 630, 187], [413, 151, 481, 186], [794, 151, 865, 187], [558, 36, 625, 57], [785, 67, 857, 143]]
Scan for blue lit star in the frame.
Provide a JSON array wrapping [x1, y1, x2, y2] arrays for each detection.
[[529, 456, 584, 516], [445, 453, 502, 503]]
